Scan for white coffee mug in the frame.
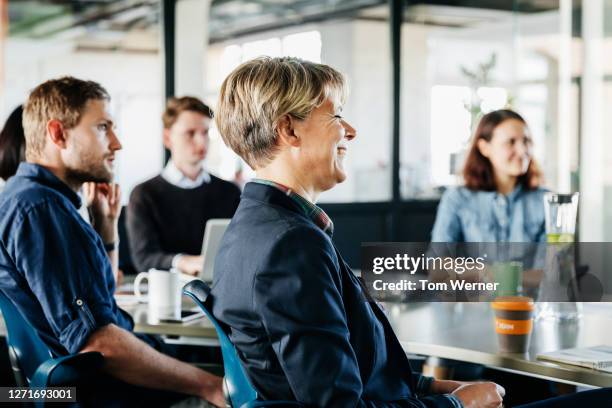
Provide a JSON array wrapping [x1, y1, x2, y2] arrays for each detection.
[[134, 269, 181, 321]]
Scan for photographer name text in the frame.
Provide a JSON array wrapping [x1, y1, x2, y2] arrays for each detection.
[[372, 279, 499, 292]]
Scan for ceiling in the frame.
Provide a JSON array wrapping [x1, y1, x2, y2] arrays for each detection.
[[6, 0, 566, 50]]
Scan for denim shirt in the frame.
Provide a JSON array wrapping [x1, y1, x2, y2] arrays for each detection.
[[0, 163, 136, 356], [431, 185, 547, 243]]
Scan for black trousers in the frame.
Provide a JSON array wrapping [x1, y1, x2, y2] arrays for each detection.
[[516, 387, 612, 408], [74, 335, 222, 407]]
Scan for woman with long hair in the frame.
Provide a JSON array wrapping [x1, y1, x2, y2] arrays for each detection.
[[432, 109, 546, 242]]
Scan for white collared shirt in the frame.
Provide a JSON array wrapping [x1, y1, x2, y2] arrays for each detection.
[[161, 159, 211, 189]]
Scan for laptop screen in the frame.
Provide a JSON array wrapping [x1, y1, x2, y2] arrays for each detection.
[[200, 218, 231, 282]]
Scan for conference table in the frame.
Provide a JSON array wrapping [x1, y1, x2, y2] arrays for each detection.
[[2, 297, 612, 388], [386, 302, 612, 388], [117, 298, 612, 388], [117, 297, 218, 346]]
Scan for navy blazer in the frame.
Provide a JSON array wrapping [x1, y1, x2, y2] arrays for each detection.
[[211, 183, 461, 407]]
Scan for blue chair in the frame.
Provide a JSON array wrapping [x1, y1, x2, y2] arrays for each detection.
[[0, 290, 103, 406], [183, 280, 302, 408]]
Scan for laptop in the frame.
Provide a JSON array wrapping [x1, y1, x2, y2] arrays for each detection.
[[178, 218, 231, 284], [165, 219, 230, 323], [199, 218, 231, 282]]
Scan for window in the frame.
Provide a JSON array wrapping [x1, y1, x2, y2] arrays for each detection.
[[207, 30, 328, 190], [220, 31, 322, 77], [282, 31, 322, 62], [429, 85, 507, 187]]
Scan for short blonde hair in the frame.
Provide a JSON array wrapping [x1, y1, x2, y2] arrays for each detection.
[[216, 57, 347, 169], [162, 96, 213, 129], [23, 76, 109, 160]]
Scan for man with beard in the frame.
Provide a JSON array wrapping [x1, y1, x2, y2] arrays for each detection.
[[0, 77, 224, 407]]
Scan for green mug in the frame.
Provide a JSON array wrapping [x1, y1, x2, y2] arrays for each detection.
[[492, 261, 523, 297]]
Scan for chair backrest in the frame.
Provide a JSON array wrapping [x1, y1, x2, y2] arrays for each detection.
[[183, 280, 258, 408], [0, 290, 53, 385]]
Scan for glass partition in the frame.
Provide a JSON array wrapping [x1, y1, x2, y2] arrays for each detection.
[[399, 1, 577, 199], [4, 0, 612, 245], [205, 2, 393, 203], [2, 0, 163, 205]]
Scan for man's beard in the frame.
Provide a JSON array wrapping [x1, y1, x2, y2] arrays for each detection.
[[65, 163, 113, 184]]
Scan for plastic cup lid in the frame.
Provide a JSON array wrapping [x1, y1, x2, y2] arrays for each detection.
[[491, 296, 535, 311]]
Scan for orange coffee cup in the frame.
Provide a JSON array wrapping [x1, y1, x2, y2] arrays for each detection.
[[492, 296, 535, 353]]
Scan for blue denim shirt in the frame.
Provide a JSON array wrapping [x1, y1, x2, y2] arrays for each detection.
[[431, 185, 547, 243], [0, 163, 135, 355]]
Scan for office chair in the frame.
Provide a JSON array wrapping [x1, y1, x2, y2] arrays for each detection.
[[0, 290, 103, 406], [183, 280, 302, 408]]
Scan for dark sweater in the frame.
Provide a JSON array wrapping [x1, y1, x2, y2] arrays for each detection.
[[127, 174, 241, 272]]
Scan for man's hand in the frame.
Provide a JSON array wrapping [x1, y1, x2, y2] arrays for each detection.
[[430, 379, 466, 394], [84, 182, 121, 243], [202, 375, 225, 407], [452, 382, 505, 408], [175, 255, 204, 276], [115, 268, 125, 287]]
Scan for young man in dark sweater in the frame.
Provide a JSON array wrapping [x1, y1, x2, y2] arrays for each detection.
[[127, 97, 241, 275]]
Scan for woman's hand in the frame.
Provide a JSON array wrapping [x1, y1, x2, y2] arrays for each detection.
[[452, 382, 505, 408]]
